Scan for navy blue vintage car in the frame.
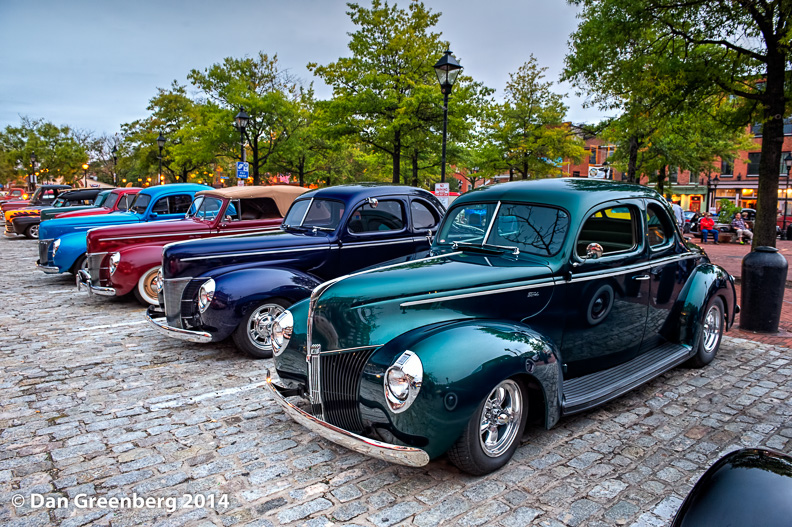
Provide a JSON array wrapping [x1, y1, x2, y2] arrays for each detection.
[[146, 184, 445, 358]]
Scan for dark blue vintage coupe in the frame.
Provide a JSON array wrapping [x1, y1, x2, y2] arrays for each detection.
[[146, 184, 445, 358]]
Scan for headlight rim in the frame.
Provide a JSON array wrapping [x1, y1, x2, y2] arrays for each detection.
[[52, 238, 61, 257], [197, 278, 216, 313], [109, 252, 120, 275], [271, 310, 293, 357], [384, 350, 423, 414]]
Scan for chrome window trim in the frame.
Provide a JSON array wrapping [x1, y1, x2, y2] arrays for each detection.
[[341, 239, 414, 249], [481, 201, 501, 244], [400, 253, 699, 308]]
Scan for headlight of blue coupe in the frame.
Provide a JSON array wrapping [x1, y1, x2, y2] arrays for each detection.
[[109, 252, 120, 275], [271, 310, 293, 357], [384, 350, 423, 413], [197, 278, 215, 313], [52, 238, 60, 257]]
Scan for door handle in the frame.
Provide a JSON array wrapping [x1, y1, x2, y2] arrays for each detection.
[[633, 275, 651, 281]]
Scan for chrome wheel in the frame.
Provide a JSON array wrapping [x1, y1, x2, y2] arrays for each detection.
[[27, 224, 39, 239], [478, 379, 523, 458], [702, 303, 722, 353], [246, 303, 286, 352], [136, 267, 161, 306]]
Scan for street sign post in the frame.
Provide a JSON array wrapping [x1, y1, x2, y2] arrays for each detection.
[[236, 162, 249, 180], [435, 182, 450, 208]]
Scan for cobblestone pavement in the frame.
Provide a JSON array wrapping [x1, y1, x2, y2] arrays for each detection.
[[2, 236, 792, 527]]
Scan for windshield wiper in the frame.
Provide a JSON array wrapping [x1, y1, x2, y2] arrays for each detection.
[[452, 241, 520, 255]]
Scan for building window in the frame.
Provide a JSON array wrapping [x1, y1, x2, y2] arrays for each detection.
[[721, 159, 733, 176], [668, 169, 678, 184], [747, 153, 761, 175], [589, 147, 597, 164], [572, 171, 580, 177], [690, 172, 699, 184]]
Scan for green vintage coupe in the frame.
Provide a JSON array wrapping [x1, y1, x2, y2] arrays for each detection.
[[267, 178, 737, 475]]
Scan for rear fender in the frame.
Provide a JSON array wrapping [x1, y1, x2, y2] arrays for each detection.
[[676, 263, 737, 346], [363, 319, 562, 459]]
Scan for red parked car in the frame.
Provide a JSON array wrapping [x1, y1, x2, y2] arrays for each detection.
[[78, 185, 307, 305]]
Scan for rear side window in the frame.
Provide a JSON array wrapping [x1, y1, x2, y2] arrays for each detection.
[[411, 200, 440, 230], [170, 195, 193, 214], [577, 206, 638, 257], [151, 197, 169, 214], [348, 200, 405, 233]]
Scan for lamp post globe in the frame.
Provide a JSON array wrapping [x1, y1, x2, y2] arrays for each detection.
[[82, 163, 89, 188], [156, 132, 166, 185], [433, 50, 462, 184]]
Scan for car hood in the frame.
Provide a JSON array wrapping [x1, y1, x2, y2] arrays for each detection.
[[87, 217, 208, 254], [39, 211, 142, 240], [162, 230, 330, 279], [40, 205, 96, 221], [309, 250, 555, 352]]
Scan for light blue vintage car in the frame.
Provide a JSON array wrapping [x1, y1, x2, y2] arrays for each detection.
[[37, 183, 210, 275]]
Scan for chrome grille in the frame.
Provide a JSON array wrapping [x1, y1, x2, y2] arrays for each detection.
[[163, 277, 193, 328], [319, 347, 377, 433], [38, 239, 53, 264], [87, 253, 106, 283]]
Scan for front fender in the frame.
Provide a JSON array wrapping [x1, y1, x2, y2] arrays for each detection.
[[52, 231, 89, 273], [360, 319, 562, 460], [111, 244, 166, 296], [197, 267, 322, 341], [676, 263, 737, 347]]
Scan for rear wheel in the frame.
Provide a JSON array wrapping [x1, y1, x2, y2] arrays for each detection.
[[448, 378, 527, 475], [232, 299, 289, 359], [24, 224, 39, 239], [688, 296, 724, 368], [133, 266, 161, 306]]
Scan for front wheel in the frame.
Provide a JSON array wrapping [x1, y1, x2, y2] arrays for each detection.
[[70, 253, 88, 275], [448, 378, 527, 475], [133, 266, 161, 306], [688, 296, 725, 368], [232, 299, 289, 359], [24, 224, 39, 239]]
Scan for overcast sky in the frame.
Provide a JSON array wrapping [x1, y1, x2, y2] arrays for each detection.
[[0, 0, 606, 137]]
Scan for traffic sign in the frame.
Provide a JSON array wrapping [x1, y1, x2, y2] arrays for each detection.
[[236, 161, 249, 178]]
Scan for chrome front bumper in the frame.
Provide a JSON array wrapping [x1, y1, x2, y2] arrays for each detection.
[[265, 371, 430, 468], [36, 260, 60, 274], [145, 307, 212, 343], [75, 269, 116, 296]]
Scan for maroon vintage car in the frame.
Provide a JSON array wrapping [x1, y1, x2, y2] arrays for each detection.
[[77, 185, 307, 305]]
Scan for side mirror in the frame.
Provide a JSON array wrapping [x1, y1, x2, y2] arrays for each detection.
[[366, 197, 379, 208], [585, 243, 603, 260]]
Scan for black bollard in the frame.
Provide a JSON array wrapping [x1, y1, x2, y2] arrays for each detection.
[[740, 246, 788, 333]]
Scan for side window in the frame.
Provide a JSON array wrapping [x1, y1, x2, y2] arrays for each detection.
[[225, 200, 240, 221], [646, 203, 675, 249], [348, 200, 406, 234], [151, 197, 169, 214], [411, 200, 440, 230], [170, 195, 193, 214], [577, 205, 638, 257]]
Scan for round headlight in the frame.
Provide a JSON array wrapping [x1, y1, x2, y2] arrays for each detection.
[[384, 350, 423, 413], [271, 310, 293, 357], [52, 238, 61, 257], [197, 278, 215, 313], [154, 268, 163, 294], [109, 252, 120, 275]]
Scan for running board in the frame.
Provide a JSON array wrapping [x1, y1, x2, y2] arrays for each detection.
[[562, 343, 690, 415]]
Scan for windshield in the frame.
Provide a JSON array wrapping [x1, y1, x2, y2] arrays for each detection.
[[436, 202, 569, 257], [104, 193, 120, 210], [29, 188, 44, 201], [283, 198, 346, 231], [186, 196, 224, 220], [129, 193, 151, 214], [52, 198, 67, 207]]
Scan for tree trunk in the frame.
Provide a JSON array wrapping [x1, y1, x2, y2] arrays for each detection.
[[411, 152, 418, 187], [391, 131, 401, 184], [627, 136, 639, 184], [755, 53, 786, 249], [252, 135, 260, 186], [326, 167, 332, 188], [657, 166, 666, 197], [509, 167, 514, 181], [299, 158, 305, 187]]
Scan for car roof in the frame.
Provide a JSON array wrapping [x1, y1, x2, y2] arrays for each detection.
[[138, 183, 211, 197], [454, 178, 663, 212], [196, 185, 309, 216], [297, 183, 439, 203], [58, 188, 105, 199]]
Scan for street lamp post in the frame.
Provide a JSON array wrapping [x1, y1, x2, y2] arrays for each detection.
[[783, 154, 792, 239], [29, 152, 38, 190], [82, 163, 89, 188], [156, 132, 166, 185], [112, 145, 118, 186], [707, 175, 720, 212], [434, 50, 463, 184], [234, 107, 250, 165]]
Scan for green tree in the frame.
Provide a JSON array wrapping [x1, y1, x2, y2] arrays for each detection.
[[564, 0, 792, 247], [489, 56, 584, 180], [310, 1, 489, 185], [188, 53, 301, 185]]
